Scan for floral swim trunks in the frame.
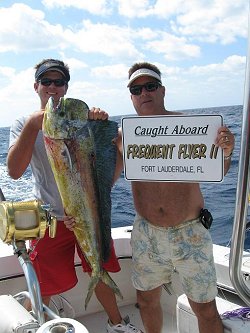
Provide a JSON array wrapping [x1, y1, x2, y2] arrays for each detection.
[[131, 214, 218, 303]]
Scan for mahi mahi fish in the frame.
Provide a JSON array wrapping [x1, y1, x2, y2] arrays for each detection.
[[42, 97, 123, 308]]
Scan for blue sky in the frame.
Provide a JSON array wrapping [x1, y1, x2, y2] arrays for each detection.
[[0, 0, 248, 127]]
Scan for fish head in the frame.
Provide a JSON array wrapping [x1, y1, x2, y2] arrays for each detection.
[[43, 97, 90, 139]]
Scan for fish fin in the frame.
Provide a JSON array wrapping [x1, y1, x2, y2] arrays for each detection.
[[101, 270, 123, 300], [63, 143, 73, 171], [85, 275, 100, 310], [85, 270, 123, 310], [89, 120, 118, 261]]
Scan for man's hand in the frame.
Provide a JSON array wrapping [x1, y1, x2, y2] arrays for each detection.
[[88, 107, 109, 120], [215, 126, 235, 159], [29, 109, 45, 131], [62, 215, 76, 231]]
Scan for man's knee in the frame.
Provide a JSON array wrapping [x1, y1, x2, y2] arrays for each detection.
[[188, 298, 220, 321], [137, 287, 162, 308]]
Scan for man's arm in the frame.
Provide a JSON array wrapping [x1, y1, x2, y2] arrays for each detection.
[[113, 128, 124, 184], [7, 111, 44, 179]]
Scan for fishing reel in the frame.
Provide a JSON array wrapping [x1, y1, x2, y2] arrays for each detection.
[[0, 200, 57, 244]]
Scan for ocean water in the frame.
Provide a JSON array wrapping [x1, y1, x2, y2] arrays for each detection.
[[1, 105, 250, 249]]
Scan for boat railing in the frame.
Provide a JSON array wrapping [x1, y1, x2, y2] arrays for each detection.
[[229, 7, 250, 305]]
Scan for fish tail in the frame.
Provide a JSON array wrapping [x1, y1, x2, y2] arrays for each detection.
[[85, 271, 123, 309]]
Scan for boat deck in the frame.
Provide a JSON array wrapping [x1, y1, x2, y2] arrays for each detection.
[[77, 303, 150, 333], [1, 228, 250, 332]]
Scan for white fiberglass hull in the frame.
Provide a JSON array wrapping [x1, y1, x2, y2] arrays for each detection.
[[0, 226, 250, 333]]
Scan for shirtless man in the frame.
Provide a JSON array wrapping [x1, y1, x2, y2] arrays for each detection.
[[114, 62, 235, 333]]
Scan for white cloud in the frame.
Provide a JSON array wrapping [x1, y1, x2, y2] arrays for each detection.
[[0, 67, 38, 125], [64, 57, 88, 71], [170, 0, 248, 44], [0, 66, 16, 78], [91, 64, 128, 80], [187, 55, 246, 77], [0, 2, 246, 61], [117, 0, 247, 44], [0, 1, 247, 127], [63, 20, 142, 58], [42, 0, 112, 15], [0, 3, 66, 52], [162, 55, 246, 110], [0, 4, 141, 59], [145, 32, 201, 61], [116, 0, 153, 18]]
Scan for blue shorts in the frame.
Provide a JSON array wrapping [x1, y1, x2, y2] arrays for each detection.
[[131, 214, 218, 303]]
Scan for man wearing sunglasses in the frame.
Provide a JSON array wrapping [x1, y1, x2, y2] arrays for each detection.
[[114, 62, 236, 333], [7, 58, 142, 333]]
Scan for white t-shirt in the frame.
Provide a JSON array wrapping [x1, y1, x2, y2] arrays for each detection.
[[9, 116, 64, 217]]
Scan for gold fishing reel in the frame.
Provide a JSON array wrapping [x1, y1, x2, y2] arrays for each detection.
[[0, 200, 57, 244]]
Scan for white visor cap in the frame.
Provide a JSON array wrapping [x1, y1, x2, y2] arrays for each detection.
[[127, 68, 162, 87]]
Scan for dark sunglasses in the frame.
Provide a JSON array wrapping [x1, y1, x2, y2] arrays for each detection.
[[129, 81, 162, 95], [39, 78, 66, 87]]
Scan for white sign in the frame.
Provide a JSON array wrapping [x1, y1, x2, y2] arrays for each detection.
[[122, 115, 224, 182]]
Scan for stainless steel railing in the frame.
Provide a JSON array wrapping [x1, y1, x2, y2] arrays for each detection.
[[229, 6, 250, 305]]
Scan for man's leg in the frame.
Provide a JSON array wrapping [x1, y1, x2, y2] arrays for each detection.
[[94, 280, 122, 324], [25, 296, 51, 321], [42, 296, 51, 307], [95, 281, 143, 333], [188, 298, 223, 333], [137, 286, 162, 333]]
